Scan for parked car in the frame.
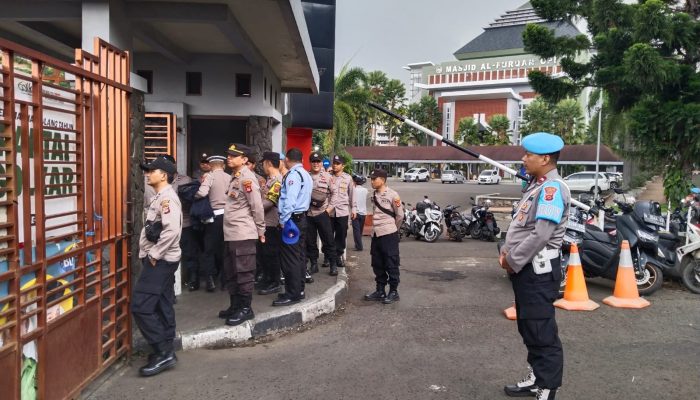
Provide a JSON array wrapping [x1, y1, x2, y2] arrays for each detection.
[[441, 170, 466, 184], [477, 169, 501, 185], [604, 172, 623, 188], [403, 168, 430, 182], [563, 171, 611, 193]]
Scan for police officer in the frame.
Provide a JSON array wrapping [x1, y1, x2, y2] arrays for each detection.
[[328, 155, 355, 268], [217, 144, 266, 326], [247, 152, 268, 284], [307, 152, 338, 276], [258, 151, 284, 295], [351, 175, 368, 251], [193, 153, 211, 182], [274, 148, 312, 306], [500, 132, 570, 400], [363, 169, 404, 304], [195, 155, 230, 291], [132, 156, 182, 377]]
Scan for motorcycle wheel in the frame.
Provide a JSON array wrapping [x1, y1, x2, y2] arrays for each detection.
[[469, 224, 482, 240], [681, 258, 700, 294], [423, 224, 441, 243], [636, 263, 663, 296]]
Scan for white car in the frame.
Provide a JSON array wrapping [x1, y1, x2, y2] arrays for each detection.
[[604, 172, 623, 189], [563, 172, 611, 193], [441, 170, 466, 184], [477, 169, 501, 184], [403, 168, 430, 182]]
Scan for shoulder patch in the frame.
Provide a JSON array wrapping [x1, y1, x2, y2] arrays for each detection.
[[536, 182, 564, 224], [161, 199, 171, 214], [243, 179, 253, 193]]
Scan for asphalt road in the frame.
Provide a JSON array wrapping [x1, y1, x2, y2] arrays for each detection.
[[87, 182, 700, 400]]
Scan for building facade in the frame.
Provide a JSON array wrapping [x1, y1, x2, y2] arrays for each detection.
[[408, 2, 586, 144]]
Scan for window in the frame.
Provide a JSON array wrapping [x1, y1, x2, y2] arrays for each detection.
[[264, 77, 267, 100], [236, 74, 251, 97], [136, 70, 153, 94], [186, 72, 202, 95]]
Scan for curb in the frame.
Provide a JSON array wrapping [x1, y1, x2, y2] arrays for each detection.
[[134, 267, 349, 352]]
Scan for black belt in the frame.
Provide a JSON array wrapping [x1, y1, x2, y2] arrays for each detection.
[[291, 212, 306, 220]]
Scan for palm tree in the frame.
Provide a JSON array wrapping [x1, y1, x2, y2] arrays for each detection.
[[323, 64, 368, 154]]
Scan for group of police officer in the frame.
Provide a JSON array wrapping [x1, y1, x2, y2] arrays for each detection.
[[133, 131, 569, 399]]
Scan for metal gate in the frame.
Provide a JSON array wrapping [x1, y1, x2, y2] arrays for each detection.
[[0, 37, 132, 399]]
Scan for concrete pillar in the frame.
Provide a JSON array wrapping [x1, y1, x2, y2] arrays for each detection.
[[82, 0, 132, 52], [248, 116, 275, 156]]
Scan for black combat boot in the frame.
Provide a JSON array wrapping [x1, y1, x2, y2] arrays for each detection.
[[305, 271, 315, 283], [206, 275, 216, 292], [218, 295, 237, 319], [382, 290, 400, 304], [309, 260, 319, 274], [139, 351, 177, 377], [364, 286, 386, 301]]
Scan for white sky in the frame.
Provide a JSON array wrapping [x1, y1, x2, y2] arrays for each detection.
[[335, 0, 529, 84]]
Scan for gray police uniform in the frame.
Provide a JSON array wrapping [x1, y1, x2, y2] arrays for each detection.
[[133, 184, 183, 355], [195, 166, 231, 286], [307, 169, 337, 269], [501, 168, 570, 390]]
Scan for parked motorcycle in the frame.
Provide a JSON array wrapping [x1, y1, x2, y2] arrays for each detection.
[[402, 196, 444, 243], [467, 197, 500, 241], [443, 204, 469, 241]]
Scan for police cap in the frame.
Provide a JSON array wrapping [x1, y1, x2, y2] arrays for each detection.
[[309, 152, 322, 162], [370, 169, 388, 179], [521, 132, 564, 155], [332, 154, 345, 164], [140, 155, 177, 174], [207, 155, 226, 163], [226, 143, 252, 157], [199, 153, 209, 163]]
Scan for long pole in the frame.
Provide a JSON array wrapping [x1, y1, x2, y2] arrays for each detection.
[[368, 102, 590, 210], [593, 89, 603, 199]]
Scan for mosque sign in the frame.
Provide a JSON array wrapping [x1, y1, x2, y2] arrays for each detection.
[[425, 55, 560, 76]]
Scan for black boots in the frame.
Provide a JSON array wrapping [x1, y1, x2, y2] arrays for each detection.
[[139, 351, 177, 377], [382, 290, 400, 304], [364, 288, 386, 301], [308, 261, 319, 274], [504, 367, 537, 397], [218, 295, 237, 319], [225, 296, 254, 326]]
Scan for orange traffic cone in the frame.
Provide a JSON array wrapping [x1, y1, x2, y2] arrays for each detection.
[[555, 243, 600, 311], [603, 240, 651, 309], [504, 304, 517, 320]]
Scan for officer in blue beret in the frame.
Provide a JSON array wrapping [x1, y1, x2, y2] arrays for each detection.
[[499, 132, 569, 400]]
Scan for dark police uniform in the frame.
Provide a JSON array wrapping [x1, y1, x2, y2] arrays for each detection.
[[364, 169, 404, 304], [307, 152, 338, 274], [132, 157, 182, 376], [258, 151, 284, 294], [275, 157, 312, 306], [501, 133, 570, 400]]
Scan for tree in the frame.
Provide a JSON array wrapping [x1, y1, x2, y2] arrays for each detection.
[[523, 0, 700, 203], [488, 114, 512, 145], [456, 117, 480, 145], [401, 95, 441, 146], [520, 98, 585, 144], [322, 64, 368, 154]]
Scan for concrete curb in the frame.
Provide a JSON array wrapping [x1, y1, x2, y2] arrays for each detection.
[[172, 267, 348, 351]]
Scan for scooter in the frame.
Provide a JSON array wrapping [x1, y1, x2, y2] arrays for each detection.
[[443, 204, 469, 242], [403, 196, 444, 243], [467, 197, 500, 242], [576, 199, 665, 296]]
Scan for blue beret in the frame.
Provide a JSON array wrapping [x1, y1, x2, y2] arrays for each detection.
[[522, 132, 564, 155], [282, 219, 300, 245]]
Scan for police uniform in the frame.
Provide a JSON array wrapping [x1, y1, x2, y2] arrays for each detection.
[[195, 155, 231, 291], [501, 132, 570, 400], [351, 176, 368, 251], [218, 144, 266, 326], [275, 155, 312, 306], [258, 151, 283, 294], [364, 169, 404, 304], [132, 157, 182, 376], [307, 152, 338, 274], [328, 155, 355, 267], [172, 173, 202, 290]]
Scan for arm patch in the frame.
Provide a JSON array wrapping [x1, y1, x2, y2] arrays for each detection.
[[536, 182, 564, 223]]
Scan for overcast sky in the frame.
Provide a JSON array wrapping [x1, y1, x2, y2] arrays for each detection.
[[335, 0, 529, 84]]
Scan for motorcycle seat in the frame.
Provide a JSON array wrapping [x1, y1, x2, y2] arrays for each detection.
[[585, 225, 616, 243]]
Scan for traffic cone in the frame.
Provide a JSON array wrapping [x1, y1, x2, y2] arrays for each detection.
[[603, 240, 651, 309], [554, 243, 600, 311], [503, 303, 516, 320]]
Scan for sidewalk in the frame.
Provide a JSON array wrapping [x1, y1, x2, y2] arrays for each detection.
[[134, 265, 348, 352], [636, 176, 666, 203]]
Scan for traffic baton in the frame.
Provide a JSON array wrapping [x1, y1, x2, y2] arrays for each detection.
[[367, 102, 590, 211]]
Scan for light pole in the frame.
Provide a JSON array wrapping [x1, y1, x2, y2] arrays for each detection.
[[593, 89, 603, 199]]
